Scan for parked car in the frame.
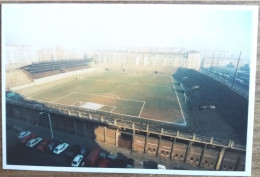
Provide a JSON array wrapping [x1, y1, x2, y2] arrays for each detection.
[[157, 164, 166, 170], [53, 143, 69, 154], [66, 145, 80, 158], [17, 131, 31, 139], [98, 159, 110, 168], [84, 148, 100, 167], [45, 140, 60, 152], [107, 153, 117, 160], [36, 139, 50, 151], [71, 155, 83, 167], [26, 137, 43, 148], [126, 158, 134, 168], [20, 133, 37, 144]]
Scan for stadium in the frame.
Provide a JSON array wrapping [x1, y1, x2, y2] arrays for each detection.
[[5, 50, 249, 171]]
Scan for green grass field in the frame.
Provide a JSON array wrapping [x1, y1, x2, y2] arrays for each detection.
[[28, 70, 184, 123]]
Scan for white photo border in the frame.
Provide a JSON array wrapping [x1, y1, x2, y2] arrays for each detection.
[[1, 3, 258, 176]]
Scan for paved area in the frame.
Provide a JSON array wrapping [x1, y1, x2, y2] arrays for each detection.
[[5, 117, 204, 171]]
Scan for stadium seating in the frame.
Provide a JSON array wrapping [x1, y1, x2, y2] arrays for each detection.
[[21, 59, 90, 78]]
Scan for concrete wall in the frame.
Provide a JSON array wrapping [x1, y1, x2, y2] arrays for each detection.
[[171, 142, 188, 162], [220, 151, 245, 171], [133, 134, 145, 152], [6, 103, 245, 171], [145, 137, 159, 156], [186, 145, 203, 166], [158, 140, 172, 159], [200, 149, 219, 170]]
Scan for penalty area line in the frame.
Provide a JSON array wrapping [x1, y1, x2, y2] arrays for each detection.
[[138, 101, 146, 118], [171, 76, 186, 126]]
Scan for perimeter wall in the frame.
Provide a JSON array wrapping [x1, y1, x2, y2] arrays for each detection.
[[6, 100, 246, 171]]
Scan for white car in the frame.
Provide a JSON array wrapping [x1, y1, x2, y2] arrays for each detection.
[[26, 137, 43, 147], [71, 155, 83, 167], [157, 164, 166, 170], [53, 143, 69, 154], [17, 131, 31, 139]]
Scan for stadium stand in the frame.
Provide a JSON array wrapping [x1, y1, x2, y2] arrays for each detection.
[[6, 69, 33, 89], [21, 59, 91, 79], [173, 68, 248, 144]]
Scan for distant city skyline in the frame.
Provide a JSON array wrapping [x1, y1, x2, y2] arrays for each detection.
[[2, 4, 257, 61]]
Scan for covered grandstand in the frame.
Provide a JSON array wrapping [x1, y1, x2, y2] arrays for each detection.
[[173, 68, 248, 144], [21, 59, 92, 79]]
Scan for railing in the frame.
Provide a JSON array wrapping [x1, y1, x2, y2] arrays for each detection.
[[200, 68, 249, 99], [6, 97, 246, 151]]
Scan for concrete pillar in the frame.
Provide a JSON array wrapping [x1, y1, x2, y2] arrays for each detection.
[[104, 126, 107, 143], [193, 134, 196, 141], [170, 138, 176, 160], [210, 137, 213, 144], [161, 128, 164, 134], [228, 141, 234, 148], [215, 147, 226, 170], [144, 132, 148, 153], [115, 129, 119, 147], [68, 110, 71, 115], [132, 123, 135, 150], [156, 136, 162, 156], [184, 142, 193, 163], [132, 130, 135, 151], [199, 144, 207, 166]]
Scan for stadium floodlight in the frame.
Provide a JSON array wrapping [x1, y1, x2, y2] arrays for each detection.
[[39, 112, 54, 139]]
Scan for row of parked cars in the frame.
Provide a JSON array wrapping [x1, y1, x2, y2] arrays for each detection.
[[17, 130, 69, 154], [16, 129, 134, 168]]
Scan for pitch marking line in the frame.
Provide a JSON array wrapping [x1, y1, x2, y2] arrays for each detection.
[[51, 91, 145, 118], [98, 93, 121, 99], [71, 92, 145, 117], [28, 79, 78, 99], [71, 92, 145, 104], [138, 101, 146, 118], [71, 101, 116, 112], [52, 93, 74, 102], [110, 106, 117, 113], [82, 78, 170, 88], [171, 76, 186, 126], [31, 98, 187, 125]]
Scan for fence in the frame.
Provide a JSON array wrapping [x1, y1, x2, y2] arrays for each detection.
[[6, 96, 246, 151]]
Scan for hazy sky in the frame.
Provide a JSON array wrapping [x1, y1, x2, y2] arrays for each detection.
[[2, 4, 257, 59]]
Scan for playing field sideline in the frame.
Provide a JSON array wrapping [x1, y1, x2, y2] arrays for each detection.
[[28, 70, 184, 124]]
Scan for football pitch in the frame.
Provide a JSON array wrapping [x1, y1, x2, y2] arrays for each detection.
[[28, 70, 185, 124]]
